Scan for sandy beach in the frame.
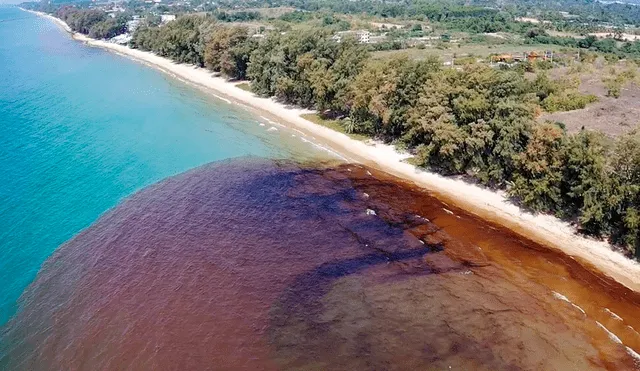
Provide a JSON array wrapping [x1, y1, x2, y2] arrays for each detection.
[[26, 9, 640, 292]]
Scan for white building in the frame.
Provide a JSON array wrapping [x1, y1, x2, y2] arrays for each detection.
[[126, 19, 141, 32], [160, 14, 177, 24], [333, 30, 371, 44], [356, 30, 370, 44]]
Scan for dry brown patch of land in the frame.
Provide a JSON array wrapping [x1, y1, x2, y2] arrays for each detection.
[[540, 62, 640, 135]]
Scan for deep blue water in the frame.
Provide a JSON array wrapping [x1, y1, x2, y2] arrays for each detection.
[[0, 6, 324, 324]]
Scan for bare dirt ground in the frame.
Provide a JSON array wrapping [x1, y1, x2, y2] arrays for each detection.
[[540, 62, 640, 136]]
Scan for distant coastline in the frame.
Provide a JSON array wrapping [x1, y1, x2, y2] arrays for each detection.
[[23, 9, 71, 32], [24, 8, 640, 292]]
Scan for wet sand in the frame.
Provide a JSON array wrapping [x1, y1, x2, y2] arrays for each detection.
[[1, 159, 638, 370]]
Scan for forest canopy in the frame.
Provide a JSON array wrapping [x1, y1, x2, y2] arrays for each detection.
[[55, 7, 127, 39]]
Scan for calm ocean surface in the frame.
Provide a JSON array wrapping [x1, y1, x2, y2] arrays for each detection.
[[0, 6, 325, 325]]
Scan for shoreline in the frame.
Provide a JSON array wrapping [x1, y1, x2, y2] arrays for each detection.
[[26, 8, 640, 291]]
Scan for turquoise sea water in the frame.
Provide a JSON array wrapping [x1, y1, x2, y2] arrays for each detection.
[[0, 6, 324, 324]]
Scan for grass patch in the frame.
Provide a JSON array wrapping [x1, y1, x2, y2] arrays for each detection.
[[541, 91, 598, 112], [301, 113, 370, 141], [236, 82, 252, 92]]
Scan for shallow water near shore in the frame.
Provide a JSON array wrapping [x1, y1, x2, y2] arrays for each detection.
[[2, 158, 639, 370]]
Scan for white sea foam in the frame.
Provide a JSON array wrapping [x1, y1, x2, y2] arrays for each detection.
[[293, 136, 345, 159], [605, 308, 624, 321], [291, 128, 306, 136], [596, 321, 623, 344], [596, 322, 640, 362], [267, 127, 278, 132], [211, 94, 231, 104], [627, 346, 640, 363], [260, 116, 285, 128], [306, 141, 348, 161], [572, 304, 586, 315], [552, 292, 586, 315], [552, 291, 570, 302]]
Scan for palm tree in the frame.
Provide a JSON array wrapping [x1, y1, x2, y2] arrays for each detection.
[[343, 117, 358, 134]]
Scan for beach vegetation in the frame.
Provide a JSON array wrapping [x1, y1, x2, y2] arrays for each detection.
[[236, 82, 252, 92], [51, 7, 127, 39], [204, 25, 257, 80], [131, 15, 211, 66], [88, 17, 127, 39], [301, 114, 369, 141]]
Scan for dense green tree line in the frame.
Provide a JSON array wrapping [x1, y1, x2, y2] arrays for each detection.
[[129, 15, 640, 259], [54, 7, 126, 39], [211, 0, 640, 33], [131, 15, 211, 66], [526, 29, 640, 59], [512, 0, 640, 27], [213, 10, 261, 22]]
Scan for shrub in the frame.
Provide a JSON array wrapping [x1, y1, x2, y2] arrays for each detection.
[[605, 79, 622, 98], [542, 91, 598, 112]]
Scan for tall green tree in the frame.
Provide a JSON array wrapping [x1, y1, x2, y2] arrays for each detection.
[[509, 123, 566, 213], [204, 26, 256, 79]]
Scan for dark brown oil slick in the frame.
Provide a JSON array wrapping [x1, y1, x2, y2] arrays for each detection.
[[1, 158, 639, 370]]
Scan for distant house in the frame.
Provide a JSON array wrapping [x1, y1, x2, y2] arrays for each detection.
[[105, 5, 125, 18], [491, 54, 521, 63], [160, 14, 177, 24], [559, 11, 579, 19], [515, 17, 551, 25], [525, 51, 553, 62], [357, 30, 370, 44], [126, 19, 141, 32], [490, 51, 553, 64], [333, 30, 371, 44]]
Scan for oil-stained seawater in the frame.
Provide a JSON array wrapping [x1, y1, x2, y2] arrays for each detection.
[[1, 158, 640, 370]]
